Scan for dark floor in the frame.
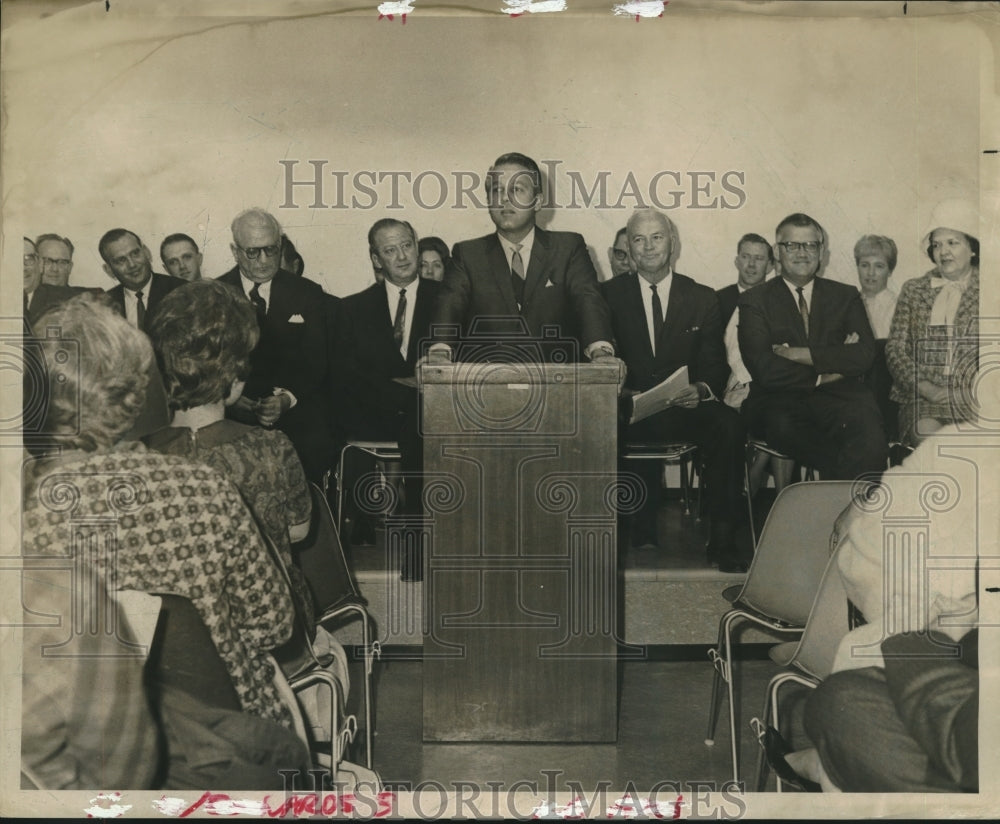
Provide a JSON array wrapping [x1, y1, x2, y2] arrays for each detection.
[[340, 485, 799, 793]]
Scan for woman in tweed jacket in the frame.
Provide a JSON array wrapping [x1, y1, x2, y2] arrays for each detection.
[[886, 202, 980, 447]]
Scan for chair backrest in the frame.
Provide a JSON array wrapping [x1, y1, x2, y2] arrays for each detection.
[[296, 482, 367, 616], [738, 481, 856, 626], [149, 593, 242, 711], [785, 547, 851, 681]]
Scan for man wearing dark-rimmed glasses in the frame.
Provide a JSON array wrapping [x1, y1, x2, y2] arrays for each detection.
[[737, 212, 887, 480], [218, 207, 341, 482]]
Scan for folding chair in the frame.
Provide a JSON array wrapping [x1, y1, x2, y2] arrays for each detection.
[[750, 545, 852, 792], [704, 480, 855, 785], [334, 440, 402, 533], [295, 482, 380, 770], [265, 529, 357, 778], [621, 441, 700, 517]]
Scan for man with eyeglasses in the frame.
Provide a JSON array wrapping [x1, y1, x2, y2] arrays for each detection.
[[99, 228, 185, 333], [737, 212, 887, 480], [35, 233, 75, 287], [218, 208, 340, 483], [607, 227, 635, 278], [24, 237, 86, 329]]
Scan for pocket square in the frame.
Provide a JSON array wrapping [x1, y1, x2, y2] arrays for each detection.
[[545, 280, 556, 288], [686, 325, 700, 333], [288, 314, 305, 324]]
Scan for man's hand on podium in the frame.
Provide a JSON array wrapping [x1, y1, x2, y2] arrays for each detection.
[[592, 353, 627, 394]]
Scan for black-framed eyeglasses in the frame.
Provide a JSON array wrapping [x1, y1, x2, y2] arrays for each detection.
[[612, 249, 630, 262], [41, 257, 72, 268], [235, 244, 280, 260], [23, 253, 38, 265], [777, 241, 822, 253]]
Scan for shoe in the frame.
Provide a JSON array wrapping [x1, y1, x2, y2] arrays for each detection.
[[761, 726, 821, 792], [629, 518, 659, 550]]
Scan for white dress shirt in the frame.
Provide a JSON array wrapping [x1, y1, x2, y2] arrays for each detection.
[[122, 284, 147, 329], [384, 279, 417, 359]]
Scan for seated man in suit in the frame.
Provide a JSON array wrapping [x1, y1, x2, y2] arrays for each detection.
[[430, 151, 616, 365], [218, 208, 340, 483], [99, 228, 185, 333], [607, 226, 635, 278], [738, 213, 887, 480], [24, 237, 85, 330], [339, 220, 439, 558], [717, 232, 773, 329], [35, 233, 76, 288], [603, 209, 747, 571]]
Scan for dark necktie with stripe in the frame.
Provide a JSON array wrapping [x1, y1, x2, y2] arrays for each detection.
[[650, 283, 664, 355], [510, 244, 525, 309], [135, 289, 146, 332], [796, 286, 809, 337], [249, 283, 266, 326], [393, 288, 407, 349]]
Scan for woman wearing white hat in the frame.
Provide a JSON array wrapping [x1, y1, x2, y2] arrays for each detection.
[[885, 199, 980, 446]]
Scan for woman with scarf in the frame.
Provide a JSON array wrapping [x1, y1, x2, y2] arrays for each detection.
[[886, 199, 980, 446]]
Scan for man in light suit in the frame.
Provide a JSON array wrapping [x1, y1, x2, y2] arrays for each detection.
[[218, 208, 340, 483], [339, 219, 439, 561], [603, 209, 747, 570], [100, 228, 185, 332], [430, 151, 615, 365], [737, 212, 887, 480]]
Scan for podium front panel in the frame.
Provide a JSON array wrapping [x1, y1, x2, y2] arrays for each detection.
[[420, 363, 620, 742]]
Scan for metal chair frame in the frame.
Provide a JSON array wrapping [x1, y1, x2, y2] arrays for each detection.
[[749, 544, 851, 792], [334, 440, 403, 533], [704, 481, 856, 786], [297, 482, 380, 769], [621, 441, 701, 517]]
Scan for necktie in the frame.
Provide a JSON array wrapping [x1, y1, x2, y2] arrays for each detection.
[[135, 290, 146, 331], [249, 283, 266, 326], [393, 288, 407, 349], [650, 283, 664, 355], [510, 244, 525, 309], [796, 286, 809, 337]]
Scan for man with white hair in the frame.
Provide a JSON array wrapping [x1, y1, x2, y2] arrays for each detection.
[[217, 208, 340, 482], [602, 209, 747, 571]]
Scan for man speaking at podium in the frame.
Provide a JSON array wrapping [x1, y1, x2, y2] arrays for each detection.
[[429, 152, 616, 365]]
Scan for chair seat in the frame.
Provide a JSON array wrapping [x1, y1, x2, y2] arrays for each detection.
[[623, 442, 697, 459], [768, 640, 799, 667], [747, 439, 794, 460], [722, 584, 742, 604]]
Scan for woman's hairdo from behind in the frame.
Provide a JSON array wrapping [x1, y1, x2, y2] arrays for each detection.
[[147, 280, 259, 411], [35, 292, 152, 451]]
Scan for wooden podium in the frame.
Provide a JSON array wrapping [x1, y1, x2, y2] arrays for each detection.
[[418, 361, 621, 742]]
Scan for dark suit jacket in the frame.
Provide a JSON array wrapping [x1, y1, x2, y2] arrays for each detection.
[[737, 276, 875, 397], [433, 227, 612, 360], [26, 284, 90, 329], [602, 272, 728, 398], [217, 267, 332, 409], [716, 283, 741, 328], [105, 273, 185, 329], [338, 279, 439, 436]]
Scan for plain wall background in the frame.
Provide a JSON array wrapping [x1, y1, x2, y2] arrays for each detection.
[[1, 5, 985, 300]]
